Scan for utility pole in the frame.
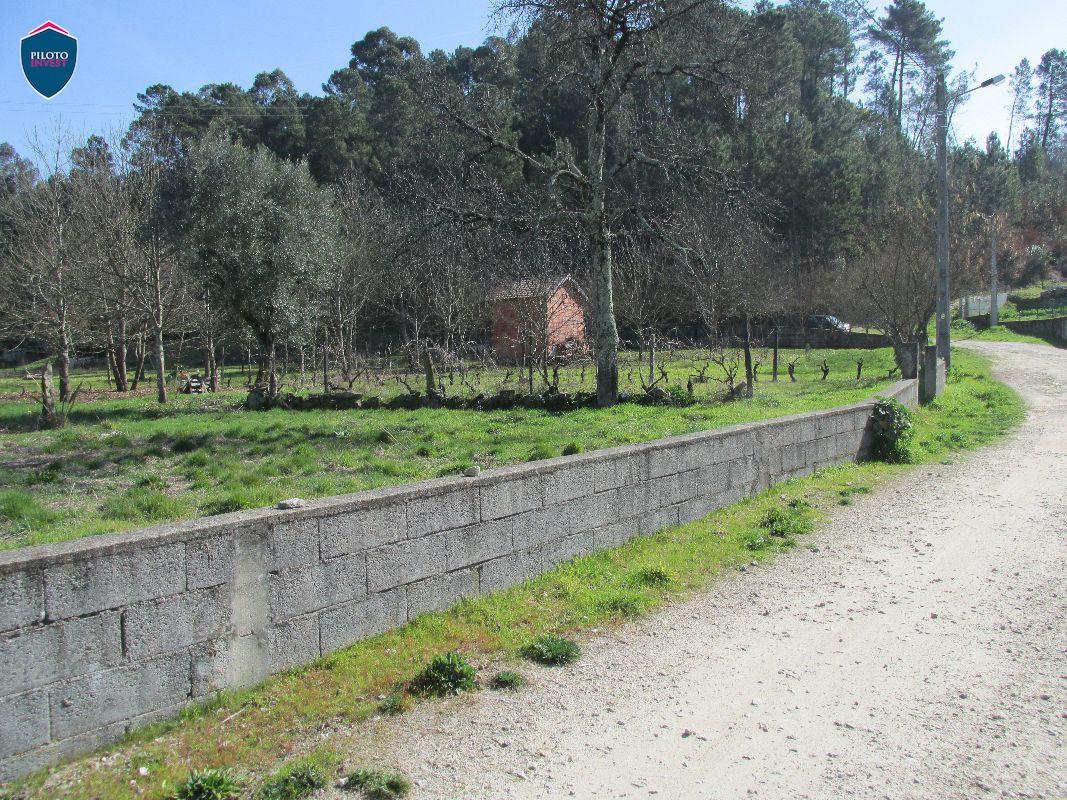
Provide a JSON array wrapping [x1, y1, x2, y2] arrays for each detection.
[[935, 70, 951, 372], [989, 217, 999, 327]]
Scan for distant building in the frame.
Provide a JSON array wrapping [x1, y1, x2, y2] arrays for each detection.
[[490, 276, 587, 364]]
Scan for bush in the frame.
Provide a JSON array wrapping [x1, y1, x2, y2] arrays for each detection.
[[171, 768, 242, 800], [869, 398, 914, 463], [489, 670, 528, 690], [342, 769, 412, 799], [410, 652, 477, 696], [522, 634, 581, 666], [561, 442, 583, 456]]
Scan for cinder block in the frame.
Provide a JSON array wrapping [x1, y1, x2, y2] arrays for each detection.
[[536, 531, 594, 569], [0, 611, 121, 695], [319, 589, 406, 654], [445, 519, 514, 570], [320, 503, 405, 559], [678, 494, 722, 525], [696, 465, 730, 499], [717, 432, 751, 462], [43, 543, 186, 620], [187, 533, 236, 590], [268, 613, 319, 672], [648, 444, 693, 479], [728, 457, 756, 490], [0, 689, 49, 759], [189, 633, 267, 697], [568, 490, 621, 534], [478, 548, 541, 594], [541, 463, 596, 506], [480, 474, 543, 521], [591, 518, 642, 550], [610, 482, 651, 522], [123, 586, 229, 659], [648, 470, 702, 509], [592, 453, 646, 493], [518, 504, 571, 548], [366, 533, 446, 593], [640, 505, 680, 535], [268, 517, 318, 570], [269, 553, 367, 621], [406, 569, 478, 618], [407, 486, 479, 536], [48, 651, 190, 740], [0, 717, 125, 782], [0, 570, 44, 633]]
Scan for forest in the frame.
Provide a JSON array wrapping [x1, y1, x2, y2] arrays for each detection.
[[0, 0, 1064, 409]]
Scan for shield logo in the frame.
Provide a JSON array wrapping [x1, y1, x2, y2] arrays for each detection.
[[21, 21, 78, 99]]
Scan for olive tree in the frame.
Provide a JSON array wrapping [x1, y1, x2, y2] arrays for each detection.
[[178, 133, 342, 399]]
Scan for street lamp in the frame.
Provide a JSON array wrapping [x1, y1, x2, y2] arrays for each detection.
[[934, 71, 1005, 372]]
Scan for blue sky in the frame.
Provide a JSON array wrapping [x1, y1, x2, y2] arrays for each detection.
[[2, 0, 1064, 165]]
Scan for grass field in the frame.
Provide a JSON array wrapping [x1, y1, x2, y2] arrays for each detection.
[[5, 347, 1025, 800], [0, 347, 899, 551]]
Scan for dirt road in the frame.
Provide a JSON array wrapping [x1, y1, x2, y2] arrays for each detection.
[[348, 342, 1067, 800]]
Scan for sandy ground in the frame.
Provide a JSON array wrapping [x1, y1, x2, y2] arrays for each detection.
[[332, 341, 1066, 800]]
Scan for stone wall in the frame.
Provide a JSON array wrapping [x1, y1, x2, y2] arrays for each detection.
[[0, 380, 917, 780], [969, 313, 1067, 345]]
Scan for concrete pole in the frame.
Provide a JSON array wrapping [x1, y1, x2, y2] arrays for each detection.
[[935, 70, 952, 372], [990, 217, 999, 327]]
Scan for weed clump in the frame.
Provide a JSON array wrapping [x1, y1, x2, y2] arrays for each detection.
[[632, 565, 677, 589], [256, 761, 326, 800], [410, 652, 477, 696], [170, 768, 242, 800], [522, 634, 581, 666], [342, 769, 412, 799], [377, 693, 411, 715], [489, 670, 528, 690]]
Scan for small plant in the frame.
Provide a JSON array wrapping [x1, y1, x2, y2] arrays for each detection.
[[632, 565, 676, 589], [870, 398, 914, 463], [342, 769, 412, 799], [489, 670, 528, 690], [171, 768, 242, 800], [561, 441, 583, 456], [760, 506, 813, 540], [527, 444, 556, 461], [741, 530, 770, 551], [522, 634, 581, 666], [377, 692, 410, 715], [410, 652, 477, 697], [257, 761, 326, 800]]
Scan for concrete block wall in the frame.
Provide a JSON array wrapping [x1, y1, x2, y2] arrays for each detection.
[[0, 380, 917, 780]]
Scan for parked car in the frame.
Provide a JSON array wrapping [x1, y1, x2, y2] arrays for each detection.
[[805, 314, 852, 334]]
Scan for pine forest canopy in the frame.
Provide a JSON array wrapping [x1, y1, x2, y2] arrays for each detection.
[[0, 0, 1063, 406]]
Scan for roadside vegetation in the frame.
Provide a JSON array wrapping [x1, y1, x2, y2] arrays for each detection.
[[7, 348, 1024, 800], [0, 347, 899, 550]]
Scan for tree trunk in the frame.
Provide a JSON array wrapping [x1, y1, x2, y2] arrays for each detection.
[[153, 322, 167, 404], [742, 310, 754, 399], [266, 341, 279, 398], [771, 328, 779, 382], [114, 316, 128, 391], [40, 363, 57, 426]]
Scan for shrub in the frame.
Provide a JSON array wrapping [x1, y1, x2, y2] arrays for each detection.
[[410, 652, 477, 696], [489, 670, 528, 691], [257, 762, 326, 800], [171, 768, 242, 800], [522, 634, 581, 666], [870, 398, 914, 463], [342, 769, 412, 799], [561, 442, 583, 456]]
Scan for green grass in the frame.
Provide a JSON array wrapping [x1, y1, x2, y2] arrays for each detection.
[[0, 348, 900, 550], [8, 348, 1023, 800]]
